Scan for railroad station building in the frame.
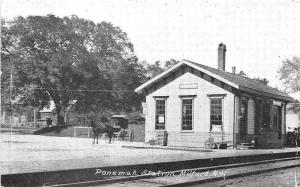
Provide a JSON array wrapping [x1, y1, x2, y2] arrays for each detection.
[[135, 43, 294, 148]]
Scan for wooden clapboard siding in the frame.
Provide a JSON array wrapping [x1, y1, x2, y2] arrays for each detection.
[[167, 132, 233, 147], [144, 72, 235, 146], [282, 103, 286, 135], [234, 96, 239, 133], [247, 99, 255, 134], [254, 100, 261, 134]]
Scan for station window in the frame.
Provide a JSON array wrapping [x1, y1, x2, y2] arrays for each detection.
[[210, 98, 223, 132], [182, 98, 193, 130], [155, 99, 166, 130]]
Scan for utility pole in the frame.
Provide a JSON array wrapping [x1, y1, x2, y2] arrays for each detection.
[[33, 108, 36, 127], [0, 1, 2, 135], [10, 67, 13, 135]]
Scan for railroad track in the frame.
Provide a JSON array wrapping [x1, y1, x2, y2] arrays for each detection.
[[47, 156, 300, 187]]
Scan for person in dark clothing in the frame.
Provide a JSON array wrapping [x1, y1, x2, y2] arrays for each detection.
[[106, 125, 114, 144], [46, 118, 52, 127]]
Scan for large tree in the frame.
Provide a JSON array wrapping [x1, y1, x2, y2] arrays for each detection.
[[278, 57, 300, 93], [1, 15, 141, 125], [142, 59, 180, 80], [65, 16, 144, 113]]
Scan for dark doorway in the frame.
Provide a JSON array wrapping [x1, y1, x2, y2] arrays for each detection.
[[272, 105, 282, 139], [262, 103, 271, 129]]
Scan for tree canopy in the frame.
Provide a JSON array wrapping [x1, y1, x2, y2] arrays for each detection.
[[253, 77, 269, 85], [236, 70, 269, 85], [278, 57, 300, 93], [1, 15, 144, 125], [141, 59, 179, 79]]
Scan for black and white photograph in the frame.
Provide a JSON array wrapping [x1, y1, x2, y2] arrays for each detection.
[[1, 0, 300, 186]]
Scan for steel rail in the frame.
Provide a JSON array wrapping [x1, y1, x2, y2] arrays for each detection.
[[46, 156, 300, 187], [163, 158, 300, 187]]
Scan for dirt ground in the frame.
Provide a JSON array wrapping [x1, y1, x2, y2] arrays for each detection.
[[0, 133, 206, 174], [1, 133, 300, 176]]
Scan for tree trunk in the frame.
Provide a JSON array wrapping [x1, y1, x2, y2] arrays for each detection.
[[55, 104, 65, 126]]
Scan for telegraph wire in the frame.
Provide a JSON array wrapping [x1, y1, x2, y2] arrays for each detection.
[[27, 87, 134, 93]]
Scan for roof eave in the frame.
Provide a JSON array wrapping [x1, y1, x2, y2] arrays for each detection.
[[134, 61, 185, 93], [183, 60, 239, 89], [135, 60, 240, 93], [239, 85, 294, 102]]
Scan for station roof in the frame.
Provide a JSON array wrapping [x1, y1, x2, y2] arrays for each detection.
[[135, 60, 293, 102]]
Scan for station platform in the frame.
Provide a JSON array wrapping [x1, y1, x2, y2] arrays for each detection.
[[1, 133, 300, 186]]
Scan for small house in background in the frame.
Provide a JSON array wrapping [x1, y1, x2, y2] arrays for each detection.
[[135, 43, 293, 149], [286, 103, 300, 131], [39, 102, 57, 125], [38, 101, 91, 126]]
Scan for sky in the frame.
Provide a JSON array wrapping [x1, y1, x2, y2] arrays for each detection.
[[1, 0, 300, 98]]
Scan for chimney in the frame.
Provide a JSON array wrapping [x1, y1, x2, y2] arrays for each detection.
[[218, 43, 226, 71], [232, 66, 236, 74]]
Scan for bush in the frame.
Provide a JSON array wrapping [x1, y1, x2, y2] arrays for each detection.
[[286, 128, 300, 147]]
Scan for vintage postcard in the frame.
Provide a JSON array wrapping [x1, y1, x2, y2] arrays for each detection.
[[1, 0, 300, 186]]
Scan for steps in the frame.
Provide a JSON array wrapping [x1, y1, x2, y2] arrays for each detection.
[[237, 142, 255, 150]]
